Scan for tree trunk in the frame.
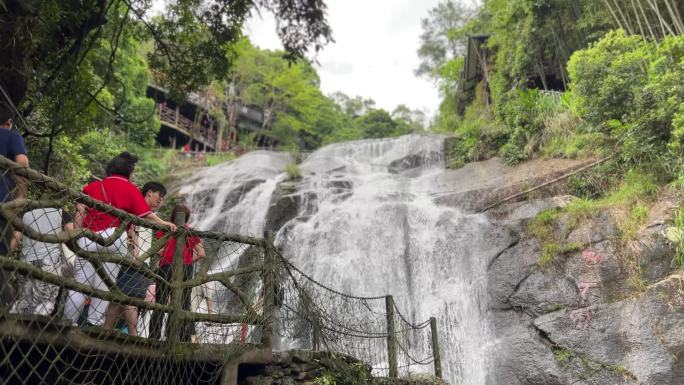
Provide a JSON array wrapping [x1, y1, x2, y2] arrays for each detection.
[[646, 0, 675, 36], [262, 100, 275, 130], [603, 0, 626, 31], [612, 0, 635, 34], [637, 0, 659, 42], [663, 0, 684, 35], [534, 59, 548, 91], [630, 0, 649, 41]]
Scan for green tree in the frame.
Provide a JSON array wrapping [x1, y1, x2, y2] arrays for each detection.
[[1, 0, 333, 110], [391, 104, 426, 131], [230, 40, 332, 149], [0, 0, 333, 176], [415, 1, 475, 83], [355, 109, 412, 139], [567, 29, 649, 125], [568, 31, 684, 174], [329, 92, 376, 118]]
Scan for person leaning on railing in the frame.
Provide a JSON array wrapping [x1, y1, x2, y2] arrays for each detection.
[[0, 105, 29, 310], [63, 152, 177, 327], [149, 204, 205, 342], [10, 208, 74, 316], [103, 181, 168, 336]]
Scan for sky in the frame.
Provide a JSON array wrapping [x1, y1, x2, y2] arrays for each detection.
[[244, 0, 444, 118]]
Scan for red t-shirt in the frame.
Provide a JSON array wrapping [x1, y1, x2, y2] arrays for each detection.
[[156, 225, 201, 266], [82, 175, 152, 231]]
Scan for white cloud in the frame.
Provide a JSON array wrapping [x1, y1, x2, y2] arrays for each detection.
[[245, 0, 443, 118], [320, 60, 355, 76]]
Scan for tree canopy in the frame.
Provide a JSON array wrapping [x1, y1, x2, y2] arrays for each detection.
[[422, 0, 684, 207], [0, 0, 333, 178], [225, 40, 423, 150], [0, 0, 333, 130]]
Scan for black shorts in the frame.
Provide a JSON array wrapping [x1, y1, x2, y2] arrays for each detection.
[[116, 266, 150, 299]]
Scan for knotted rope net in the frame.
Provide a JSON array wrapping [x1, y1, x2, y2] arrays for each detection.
[[276, 251, 437, 377], [0, 157, 272, 385], [0, 157, 440, 385]]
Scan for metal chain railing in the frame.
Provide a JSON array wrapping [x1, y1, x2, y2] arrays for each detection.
[[0, 156, 443, 385]]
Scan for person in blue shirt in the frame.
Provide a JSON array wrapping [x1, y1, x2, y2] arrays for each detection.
[[0, 116, 28, 201], [0, 106, 30, 310]]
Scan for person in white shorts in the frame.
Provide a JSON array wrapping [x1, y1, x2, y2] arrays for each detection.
[[63, 152, 176, 326], [11, 208, 74, 315]]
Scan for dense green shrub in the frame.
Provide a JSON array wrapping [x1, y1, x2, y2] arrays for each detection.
[[447, 83, 507, 168], [567, 30, 649, 125], [497, 88, 569, 163], [568, 30, 684, 179]]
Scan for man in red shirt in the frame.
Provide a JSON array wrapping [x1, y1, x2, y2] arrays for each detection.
[[64, 152, 176, 326], [149, 204, 204, 341]]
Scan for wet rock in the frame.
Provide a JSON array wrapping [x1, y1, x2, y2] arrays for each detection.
[[190, 187, 219, 211], [265, 182, 317, 232], [387, 151, 441, 174], [489, 316, 566, 385], [487, 238, 543, 309], [630, 224, 676, 283], [327, 179, 352, 191], [508, 272, 579, 316], [533, 274, 684, 385], [565, 211, 617, 245], [223, 179, 267, 210]]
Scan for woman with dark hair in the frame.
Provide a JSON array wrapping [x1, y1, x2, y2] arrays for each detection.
[[64, 152, 177, 329], [149, 204, 205, 341]]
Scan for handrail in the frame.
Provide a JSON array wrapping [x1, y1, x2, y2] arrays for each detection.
[[0, 158, 442, 381]]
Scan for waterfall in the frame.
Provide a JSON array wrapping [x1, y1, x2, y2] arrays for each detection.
[[180, 151, 292, 237], [179, 135, 512, 385]]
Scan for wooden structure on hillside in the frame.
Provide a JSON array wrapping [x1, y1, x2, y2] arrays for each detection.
[[147, 84, 265, 152], [457, 34, 491, 115], [456, 33, 567, 116]]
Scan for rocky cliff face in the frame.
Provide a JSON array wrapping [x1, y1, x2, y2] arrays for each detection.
[[485, 195, 683, 385], [263, 158, 683, 385], [178, 136, 683, 385]]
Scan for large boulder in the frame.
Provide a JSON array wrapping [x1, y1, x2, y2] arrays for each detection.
[[488, 312, 566, 385], [431, 158, 588, 212], [485, 188, 682, 385], [387, 151, 443, 174], [487, 238, 542, 310], [507, 271, 579, 316], [265, 181, 310, 233], [631, 224, 677, 283], [533, 274, 684, 385], [562, 241, 630, 306]]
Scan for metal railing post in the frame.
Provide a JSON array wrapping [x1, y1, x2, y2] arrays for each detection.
[[430, 317, 443, 378], [166, 213, 187, 345], [261, 231, 277, 350], [385, 295, 398, 378]]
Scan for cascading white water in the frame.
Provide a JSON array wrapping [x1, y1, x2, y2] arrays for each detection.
[[180, 151, 292, 237], [179, 136, 511, 385]]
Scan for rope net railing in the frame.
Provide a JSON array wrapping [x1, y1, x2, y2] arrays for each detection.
[[275, 252, 439, 378], [0, 157, 275, 385], [0, 156, 442, 385]]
